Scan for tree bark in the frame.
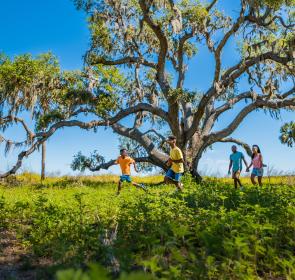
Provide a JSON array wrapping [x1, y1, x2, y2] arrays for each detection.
[[190, 146, 205, 183], [41, 141, 46, 181]]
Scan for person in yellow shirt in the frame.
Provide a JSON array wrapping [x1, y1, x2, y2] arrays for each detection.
[[164, 135, 184, 191], [115, 148, 146, 195]]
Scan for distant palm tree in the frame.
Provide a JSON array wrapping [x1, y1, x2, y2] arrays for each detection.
[[280, 122, 295, 147]]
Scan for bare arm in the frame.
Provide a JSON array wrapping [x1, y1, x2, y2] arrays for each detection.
[[133, 162, 139, 173], [260, 155, 266, 167], [228, 159, 232, 174], [171, 158, 184, 163], [242, 157, 249, 169], [247, 161, 253, 171]]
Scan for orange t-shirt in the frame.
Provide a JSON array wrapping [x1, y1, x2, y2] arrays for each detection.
[[115, 156, 135, 175]]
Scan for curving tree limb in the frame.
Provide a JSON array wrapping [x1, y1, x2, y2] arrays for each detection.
[[219, 137, 252, 157]]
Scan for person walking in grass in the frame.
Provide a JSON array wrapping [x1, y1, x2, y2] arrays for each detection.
[[246, 145, 265, 186], [228, 145, 249, 189], [115, 148, 146, 195], [163, 135, 184, 191]]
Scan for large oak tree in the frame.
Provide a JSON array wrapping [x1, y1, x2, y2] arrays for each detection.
[[71, 0, 294, 179]]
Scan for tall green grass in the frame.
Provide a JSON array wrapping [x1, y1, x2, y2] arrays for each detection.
[[0, 174, 294, 279]]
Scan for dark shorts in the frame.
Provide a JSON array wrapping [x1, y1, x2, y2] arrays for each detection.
[[165, 169, 183, 182], [120, 175, 132, 183]]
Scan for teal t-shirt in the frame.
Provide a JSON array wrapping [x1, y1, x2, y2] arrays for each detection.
[[230, 152, 244, 171]]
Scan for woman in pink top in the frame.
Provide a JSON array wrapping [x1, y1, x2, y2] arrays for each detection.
[[246, 145, 264, 186]]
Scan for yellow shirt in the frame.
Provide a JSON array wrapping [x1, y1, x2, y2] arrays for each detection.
[[170, 147, 184, 173], [115, 156, 135, 175]]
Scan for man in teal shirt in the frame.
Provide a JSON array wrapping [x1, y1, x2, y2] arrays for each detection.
[[228, 145, 249, 189]]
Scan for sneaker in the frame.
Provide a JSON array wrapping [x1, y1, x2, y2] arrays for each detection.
[[239, 186, 244, 191]]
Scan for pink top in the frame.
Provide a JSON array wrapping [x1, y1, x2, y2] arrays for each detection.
[[252, 154, 262, 169]]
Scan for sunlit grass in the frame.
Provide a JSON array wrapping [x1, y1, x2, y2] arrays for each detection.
[[0, 173, 294, 279], [2, 172, 295, 187]]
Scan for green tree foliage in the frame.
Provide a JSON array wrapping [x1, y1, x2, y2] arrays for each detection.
[[0, 52, 127, 177], [280, 121, 295, 147]]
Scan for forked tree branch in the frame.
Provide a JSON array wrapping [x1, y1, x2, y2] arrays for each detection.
[[0, 116, 34, 139], [207, 97, 295, 142], [213, 1, 246, 83], [222, 51, 293, 86], [189, 49, 293, 138]]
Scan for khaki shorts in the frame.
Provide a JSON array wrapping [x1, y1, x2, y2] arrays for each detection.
[[232, 170, 241, 179]]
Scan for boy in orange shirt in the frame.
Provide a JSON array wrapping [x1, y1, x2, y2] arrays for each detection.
[[115, 148, 146, 195]]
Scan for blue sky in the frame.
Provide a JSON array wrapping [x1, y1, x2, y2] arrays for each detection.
[[0, 0, 294, 176]]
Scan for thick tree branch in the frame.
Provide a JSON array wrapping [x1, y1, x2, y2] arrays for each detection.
[[213, 91, 253, 118], [88, 157, 153, 172], [0, 116, 34, 139], [213, 1, 246, 83], [222, 51, 293, 86], [0, 137, 45, 179], [200, 91, 254, 135], [0, 102, 170, 178], [138, 0, 170, 93], [142, 129, 166, 142], [219, 137, 252, 156], [190, 49, 293, 138], [112, 123, 169, 168], [282, 86, 295, 99], [206, 97, 295, 142], [245, 13, 295, 29], [90, 56, 156, 69], [177, 31, 195, 88], [185, 86, 216, 139], [206, 0, 218, 11]]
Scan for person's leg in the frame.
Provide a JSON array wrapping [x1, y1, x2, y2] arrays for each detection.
[[117, 180, 122, 195], [164, 175, 181, 190], [251, 174, 257, 185], [232, 171, 238, 189], [235, 171, 242, 187], [163, 169, 183, 191], [164, 176, 170, 184], [232, 171, 235, 188], [176, 181, 183, 191], [164, 169, 177, 186], [132, 182, 147, 191], [251, 169, 259, 185], [164, 176, 178, 187], [125, 175, 146, 191], [174, 173, 183, 191], [257, 169, 263, 186]]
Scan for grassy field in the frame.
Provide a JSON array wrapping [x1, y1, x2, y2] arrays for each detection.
[[0, 173, 294, 279]]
